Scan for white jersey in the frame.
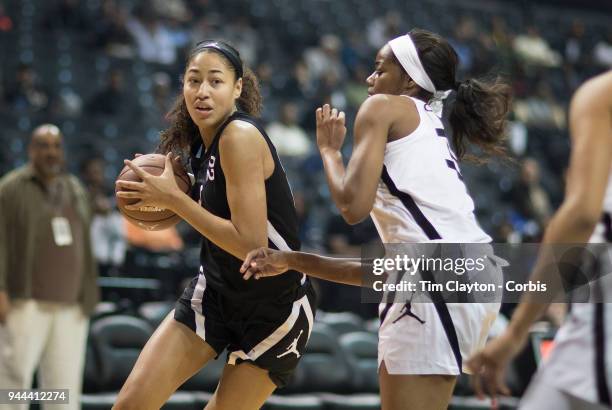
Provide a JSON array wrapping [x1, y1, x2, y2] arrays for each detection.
[[372, 96, 500, 377], [532, 167, 612, 407], [370, 96, 490, 243]]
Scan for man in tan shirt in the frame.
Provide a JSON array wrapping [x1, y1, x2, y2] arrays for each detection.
[[0, 124, 99, 410]]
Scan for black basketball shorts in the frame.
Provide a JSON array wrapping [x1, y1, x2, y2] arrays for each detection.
[[174, 273, 316, 387]]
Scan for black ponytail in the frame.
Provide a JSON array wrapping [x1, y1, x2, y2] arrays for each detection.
[[450, 77, 511, 160], [408, 28, 512, 161]]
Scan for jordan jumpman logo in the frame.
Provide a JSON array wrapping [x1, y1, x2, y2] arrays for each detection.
[[276, 330, 304, 359]]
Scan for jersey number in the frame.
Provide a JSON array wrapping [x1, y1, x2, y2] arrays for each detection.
[[436, 128, 463, 180], [206, 155, 216, 182]]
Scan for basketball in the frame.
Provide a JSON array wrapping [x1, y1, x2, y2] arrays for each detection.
[[115, 153, 191, 231]]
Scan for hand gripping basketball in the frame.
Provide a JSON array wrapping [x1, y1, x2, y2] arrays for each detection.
[[115, 153, 191, 231]]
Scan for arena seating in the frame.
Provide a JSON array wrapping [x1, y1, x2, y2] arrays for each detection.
[[77, 306, 526, 409]]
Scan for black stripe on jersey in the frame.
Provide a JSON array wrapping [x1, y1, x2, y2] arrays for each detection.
[[602, 213, 612, 242], [421, 268, 462, 371], [445, 160, 464, 181], [381, 166, 442, 240], [379, 269, 409, 325], [379, 302, 392, 326], [595, 305, 611, 404], [435, 128, 445, 137]]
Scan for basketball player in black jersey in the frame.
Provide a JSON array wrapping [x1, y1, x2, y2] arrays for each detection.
[[114, 41, 316, 410]]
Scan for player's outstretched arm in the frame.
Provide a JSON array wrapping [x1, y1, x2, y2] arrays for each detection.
[[467, 70, 612, 400], [241, 247, 366, 287]]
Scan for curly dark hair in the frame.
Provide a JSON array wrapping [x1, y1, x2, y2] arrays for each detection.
[[157, 43, 262, 158]]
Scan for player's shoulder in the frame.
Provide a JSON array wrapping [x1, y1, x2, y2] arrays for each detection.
[[221, 119, 266, 147], [571, 70, 612, 112], [219, 117, 268, 159], [357, 94, 418, 126], [360, 94, 417, 113]]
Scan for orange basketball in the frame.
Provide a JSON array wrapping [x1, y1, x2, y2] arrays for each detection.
[[115, 154, 191, 231]]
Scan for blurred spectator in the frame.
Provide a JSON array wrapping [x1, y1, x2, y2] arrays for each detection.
[[341, 31, 370, 74], [593, 30, 612, 68], [564, 20, 588, 67], [293, 188, 317, 249], [513, 26, 562, 67], [127, 7, 177, 65], [450, 16, 478, 74], [153, 72, 173, 114], [266, 101, 313, 159], [0, 2, 13, 33], [4, 64, 49, 112], [155, 0, 192, 53], [366, 11, 402, 49], [124, 218, 184, 252], [92, 0, 134, 59], [493, 218, 521, 243], [344, 64, 369, 110], [44, 0, 86, 31], [325, 214, 379, 257], [0, 124, 99, 410], [511, 158, 553, 229], [86, 69, 130, 116], [490, 17, 515, 72], [223, 16, 258, 67], [81, 157, 126, 275], [507, 111, 528, 156], [513, 82, 566, 129], [304, 34, 346, 83], [280, 60, 315, 101], [153, 0, 190, 24], [191, 14, 224, 47]]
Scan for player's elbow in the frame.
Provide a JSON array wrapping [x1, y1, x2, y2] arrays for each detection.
[[571, 208, 601, 232], [340, 207, 368, 225], [337, 191, 372, 225], [562, 199, 601, 233]]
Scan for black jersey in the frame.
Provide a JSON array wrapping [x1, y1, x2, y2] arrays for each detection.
[[190, 111, 305, 300]]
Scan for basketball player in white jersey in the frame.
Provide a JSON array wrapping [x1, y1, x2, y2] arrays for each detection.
[[241, 28, 511, 410], [468, 70, 612, 409]]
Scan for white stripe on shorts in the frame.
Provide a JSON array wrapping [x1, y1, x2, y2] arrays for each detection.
[[228, 294, 312, 365], [267, 221, 306, 285], [190, 266, 207, 339]]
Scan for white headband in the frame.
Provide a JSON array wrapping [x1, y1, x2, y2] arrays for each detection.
[[388, 34, 436, 93]]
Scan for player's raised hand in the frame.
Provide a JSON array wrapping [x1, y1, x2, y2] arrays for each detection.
[[316, 104, 347, 153], [467, 330, 522, 402], [241, 247, 290, 280]]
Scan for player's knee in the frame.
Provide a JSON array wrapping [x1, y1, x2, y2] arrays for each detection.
[[113, 389, 149, 410], [205, 392, 255, 410]]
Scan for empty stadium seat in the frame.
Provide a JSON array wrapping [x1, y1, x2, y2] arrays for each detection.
[[138, 300, 174, 328], [82, 338, 100, 393], [317, 393, 380, 410], [89, 315, 153, 391], [179, 351, 226, 392], [283, 323, 353, 394], [338, 332, 379, 392], [449, 396, 520, 410], [263, 394, 324, 410], [318, 312, 365, 335], [364, 318, 379, 335]]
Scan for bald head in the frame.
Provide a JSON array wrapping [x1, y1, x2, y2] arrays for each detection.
[[29, 123, 65, 182]]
